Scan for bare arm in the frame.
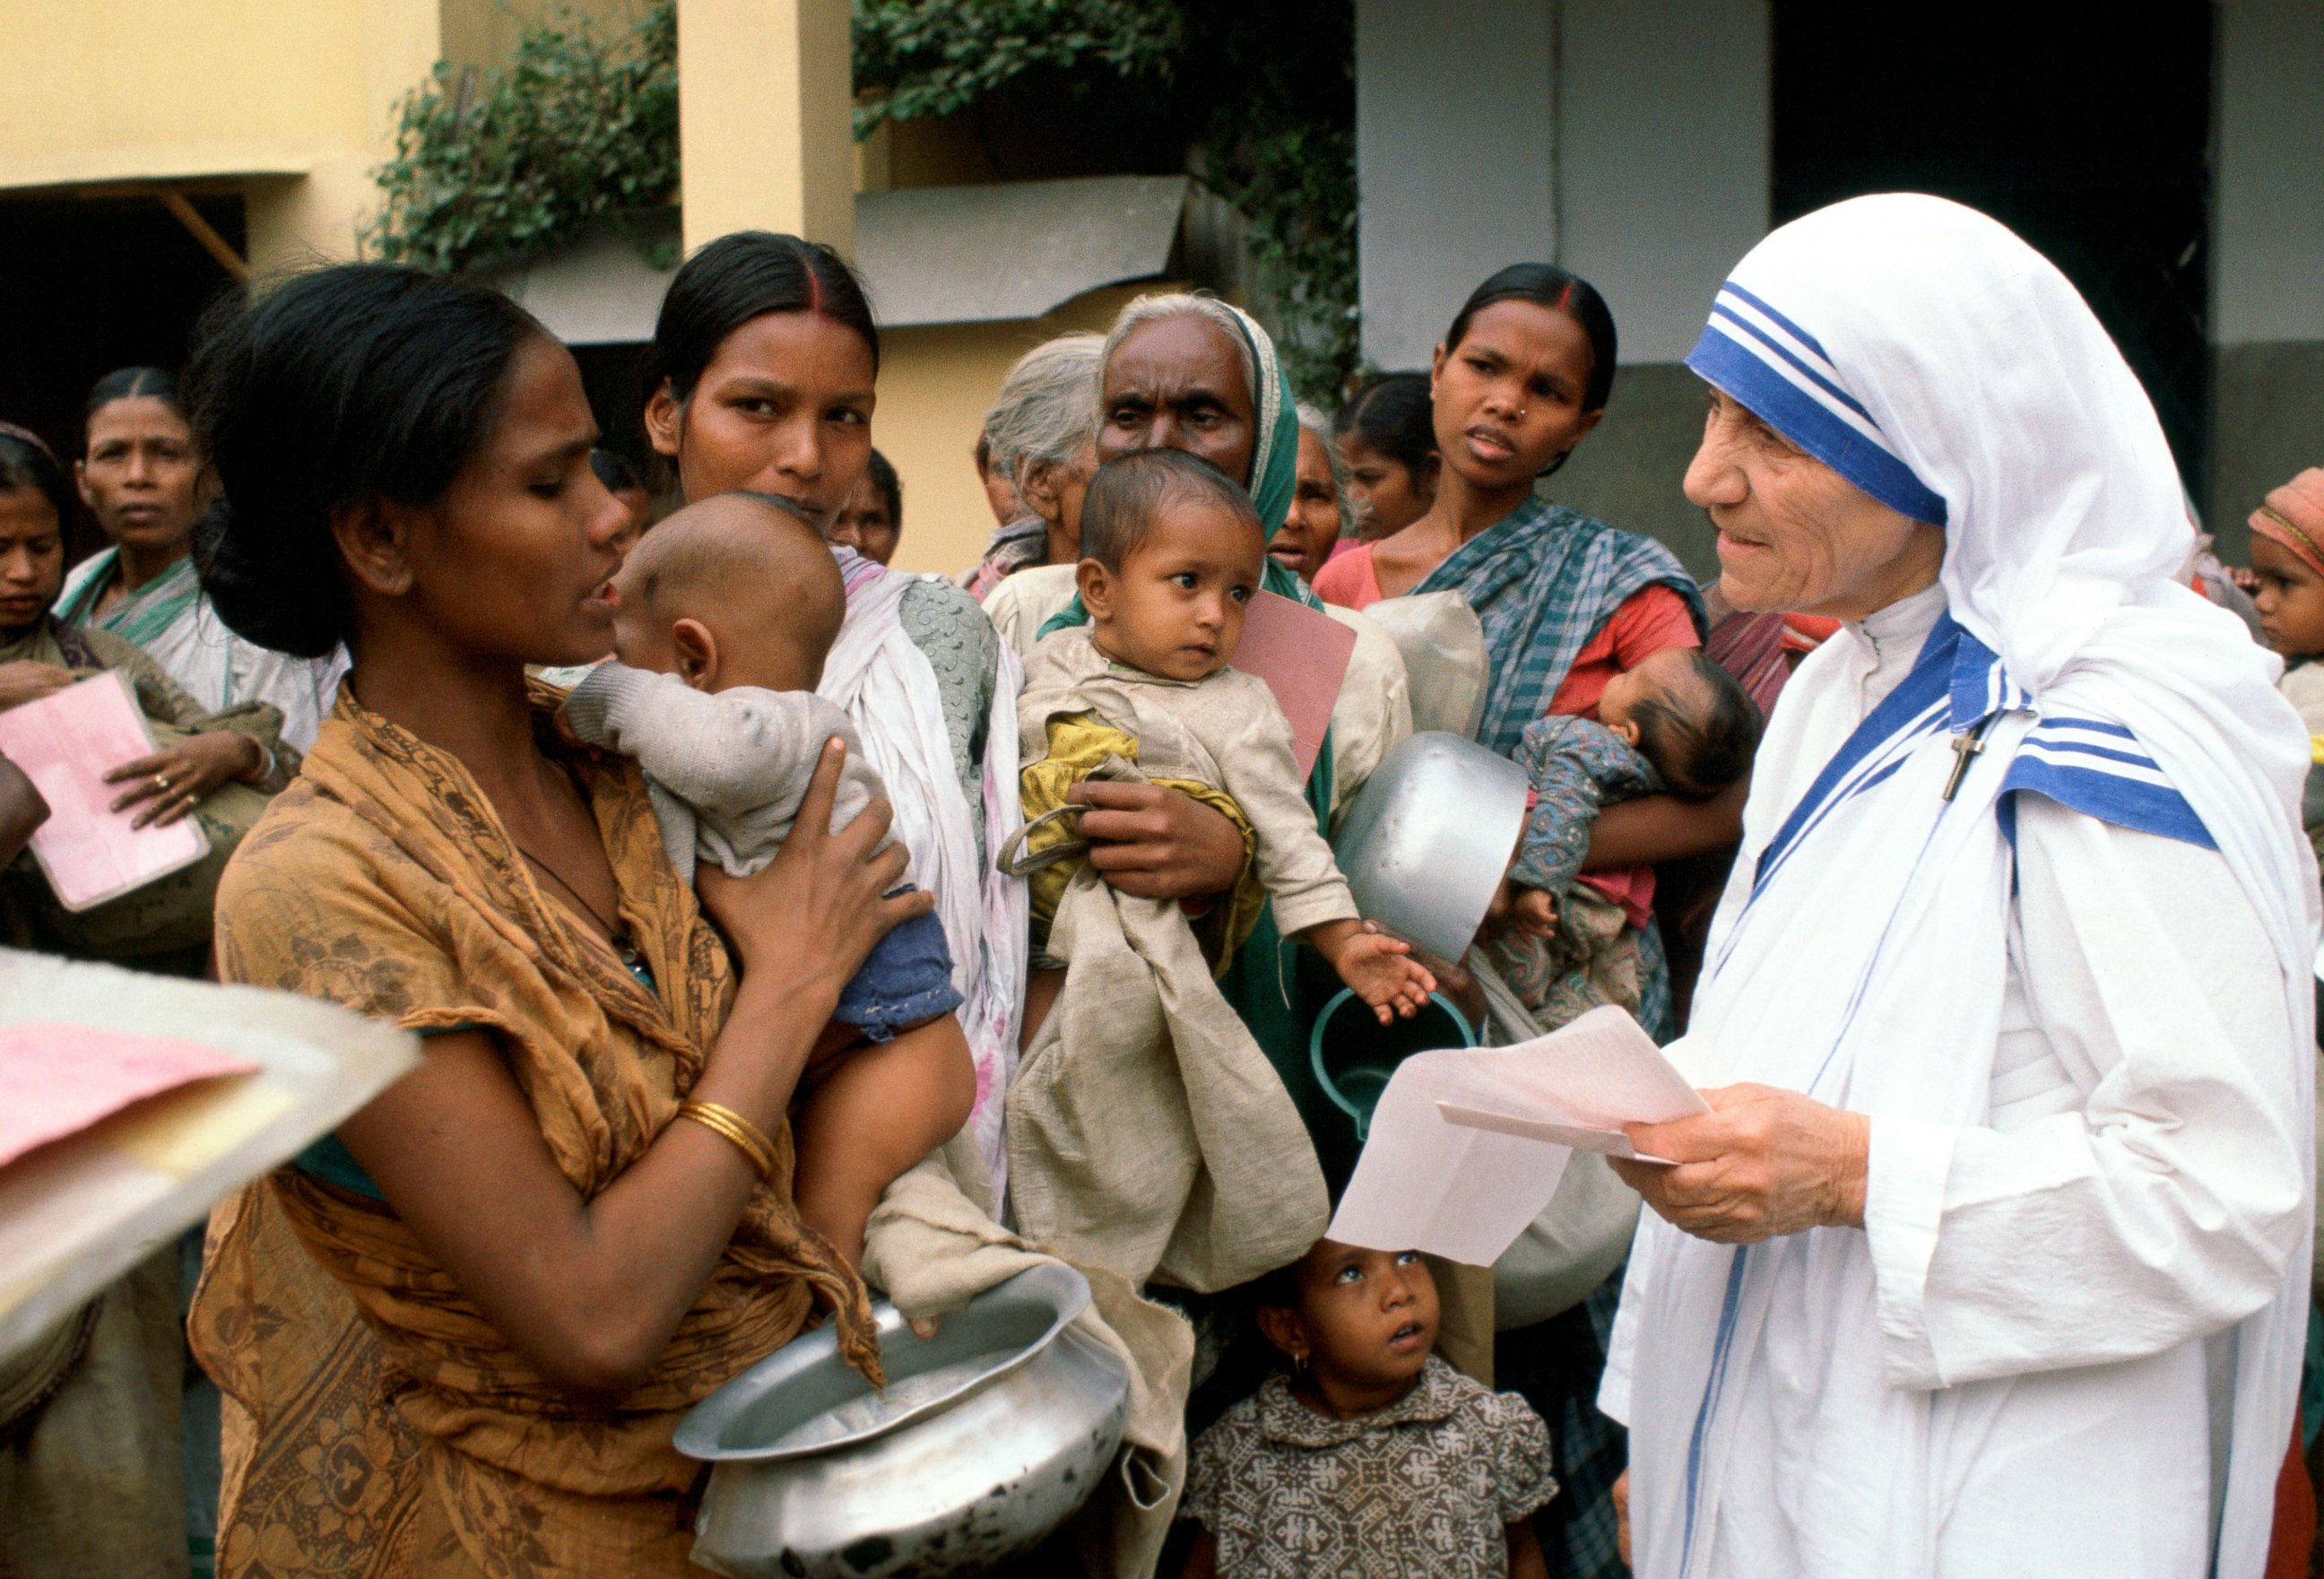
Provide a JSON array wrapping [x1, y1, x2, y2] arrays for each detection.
[[335, 742, 924, 1407], [0, 753, 48, 863], [1581, 776, 1747, 870], [1507, 1519, 1549, 1579]]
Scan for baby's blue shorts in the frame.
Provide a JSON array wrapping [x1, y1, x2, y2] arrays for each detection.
[[834, 891, 962, 1040]]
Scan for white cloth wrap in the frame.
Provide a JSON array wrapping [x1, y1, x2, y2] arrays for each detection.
[[819, 567, 1028, 1204], [1605, 194, 2320, 1579]]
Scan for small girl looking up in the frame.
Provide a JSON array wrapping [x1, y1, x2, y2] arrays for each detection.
[[1178, 1238, 1555, 1578], [2249, 468, 2324, 732]]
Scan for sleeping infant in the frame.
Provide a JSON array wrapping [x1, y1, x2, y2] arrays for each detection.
[[1487, 646, 1759, 1027], [560, 492, 974, 1267]]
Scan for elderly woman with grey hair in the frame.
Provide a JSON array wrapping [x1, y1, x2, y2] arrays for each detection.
[[962, 332, 1103, 605]]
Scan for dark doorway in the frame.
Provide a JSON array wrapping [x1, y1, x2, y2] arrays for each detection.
[[0, 194, 246, 560], [1772, 4, 2215, 491]]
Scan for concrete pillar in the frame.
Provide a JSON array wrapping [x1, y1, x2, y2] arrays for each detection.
[[677, 0, 854, 258]]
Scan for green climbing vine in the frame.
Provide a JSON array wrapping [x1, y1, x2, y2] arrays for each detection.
[[368, 1, 1359, 400], [368, 4, 679, 273]]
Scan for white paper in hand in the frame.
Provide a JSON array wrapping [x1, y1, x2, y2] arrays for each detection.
[[1328, 1006, 1709, 1265]]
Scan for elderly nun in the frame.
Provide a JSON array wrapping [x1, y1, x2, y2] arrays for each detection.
[[1600, 195, 2318, 1579]]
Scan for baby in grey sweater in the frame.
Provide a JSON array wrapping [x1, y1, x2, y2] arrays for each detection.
[[561, 493, 973, 1267]]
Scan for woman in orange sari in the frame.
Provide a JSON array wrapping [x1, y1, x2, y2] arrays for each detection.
[[182, 265, 921, 1576]]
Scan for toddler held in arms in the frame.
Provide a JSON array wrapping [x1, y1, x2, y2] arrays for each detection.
[[559, 492, 975, 1267], [1177, 1238, 1555, 1578], [1487, 646, 1759, 1027], [1012, 449, 1435, 1026]]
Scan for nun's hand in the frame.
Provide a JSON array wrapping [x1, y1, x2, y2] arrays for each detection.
[[1609, 1084, 1869, 1244]]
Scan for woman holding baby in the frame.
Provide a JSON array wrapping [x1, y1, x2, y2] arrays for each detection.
[[183, 265, 922, 1575]]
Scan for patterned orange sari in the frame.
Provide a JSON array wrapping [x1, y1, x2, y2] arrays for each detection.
[[188, 687, 873, 1577]]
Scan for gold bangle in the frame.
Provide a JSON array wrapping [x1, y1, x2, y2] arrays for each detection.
[[676, 1100, 779, 1184]]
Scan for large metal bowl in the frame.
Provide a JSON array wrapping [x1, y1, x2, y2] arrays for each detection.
[[675, 1262, 1130, 1578], [1330, 732, 1529, 963]]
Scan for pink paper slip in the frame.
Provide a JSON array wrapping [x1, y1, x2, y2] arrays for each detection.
[[0, 672, 208, 911], [1230, 589, 1357, 779], [0, 1022, 257, 1170]]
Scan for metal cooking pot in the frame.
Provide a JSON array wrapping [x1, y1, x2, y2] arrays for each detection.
[[1330, 732, 1530, 963], [675, 1262, 1130, 1579]]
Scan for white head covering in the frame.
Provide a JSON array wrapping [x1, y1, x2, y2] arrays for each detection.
[[1612, 195, 2319, 1579]]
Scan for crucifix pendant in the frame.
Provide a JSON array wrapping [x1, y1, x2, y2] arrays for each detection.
[[1942, 719, 1993, 801]]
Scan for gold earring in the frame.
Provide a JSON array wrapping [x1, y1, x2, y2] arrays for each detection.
[[1293, 1351, 1309, 1375]]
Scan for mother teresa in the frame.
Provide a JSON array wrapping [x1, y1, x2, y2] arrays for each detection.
[[1599, 195, 2320, 1579]]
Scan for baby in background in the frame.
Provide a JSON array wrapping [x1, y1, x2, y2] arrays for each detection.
[[559, 492, 975, 1267], [1488, 646, 1759, 1024], [1177, 1237, 1555, 1578], [1014, 448, 1435, 1028]]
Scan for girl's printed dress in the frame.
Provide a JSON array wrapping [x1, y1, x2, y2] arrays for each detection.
[[1182, 1355, 1555, 1577]]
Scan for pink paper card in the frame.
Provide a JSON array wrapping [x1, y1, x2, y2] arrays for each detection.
[[0, 1022, 257, 1170], [0, 672, 209, 911], [1230, 589, 1358, 779]]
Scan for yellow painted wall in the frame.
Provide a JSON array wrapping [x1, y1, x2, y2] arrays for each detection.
[[1, 0, 653, 268], [876, 282, 1162, 578], [0, 4, 378, 191]]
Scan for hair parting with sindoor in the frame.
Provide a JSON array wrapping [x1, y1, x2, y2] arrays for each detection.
[[647, 230, 880, 409], [184, 264, 547, 659], [1445, 263, 1620, 413]]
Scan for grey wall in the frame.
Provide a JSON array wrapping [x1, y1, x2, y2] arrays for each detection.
[[2207, 1, 2324, 555], [1557, 0, 1770, 365], [1353, 0, 1765, 579], [1354, 0, 1557, 371]]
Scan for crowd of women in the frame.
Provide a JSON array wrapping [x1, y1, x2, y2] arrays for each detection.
[[1, 190, 2320, 1579]]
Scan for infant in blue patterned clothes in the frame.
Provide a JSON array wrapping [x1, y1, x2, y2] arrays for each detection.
[[1178, 1237, 1556, 1578], [1485, 647, 1760, 1028], [559, 492, 975, 1269]]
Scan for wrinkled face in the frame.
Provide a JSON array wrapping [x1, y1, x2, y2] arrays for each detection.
[[0, 489, 63, 638], [78, 396, 208, 558], [2250, 534, 2324, 659], [389, 336, 635, 669], [646, 310, 878, 532], [828, 471, 899, 565], [1081, 495, 1264, 681], [1685, 388, 1943, 620], [1270, 426, 1343, 581], [1429, 299, 1603, 490], [1097, 316, 1256, 487], [1339, 432, 1434, 541], [1290, 1244, 1438, 1392]]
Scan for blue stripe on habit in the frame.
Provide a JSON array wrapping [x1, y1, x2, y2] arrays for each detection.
[[1708, 300, 1876, 422], [2002, 727, 2216, 850], [1720, 280, 1836, 362], [1687, 325, 1950, 527], [1750, 612, 1963, 893]]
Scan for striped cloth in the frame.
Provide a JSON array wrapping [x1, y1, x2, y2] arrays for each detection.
[[1409, 496, 1704, 759]]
